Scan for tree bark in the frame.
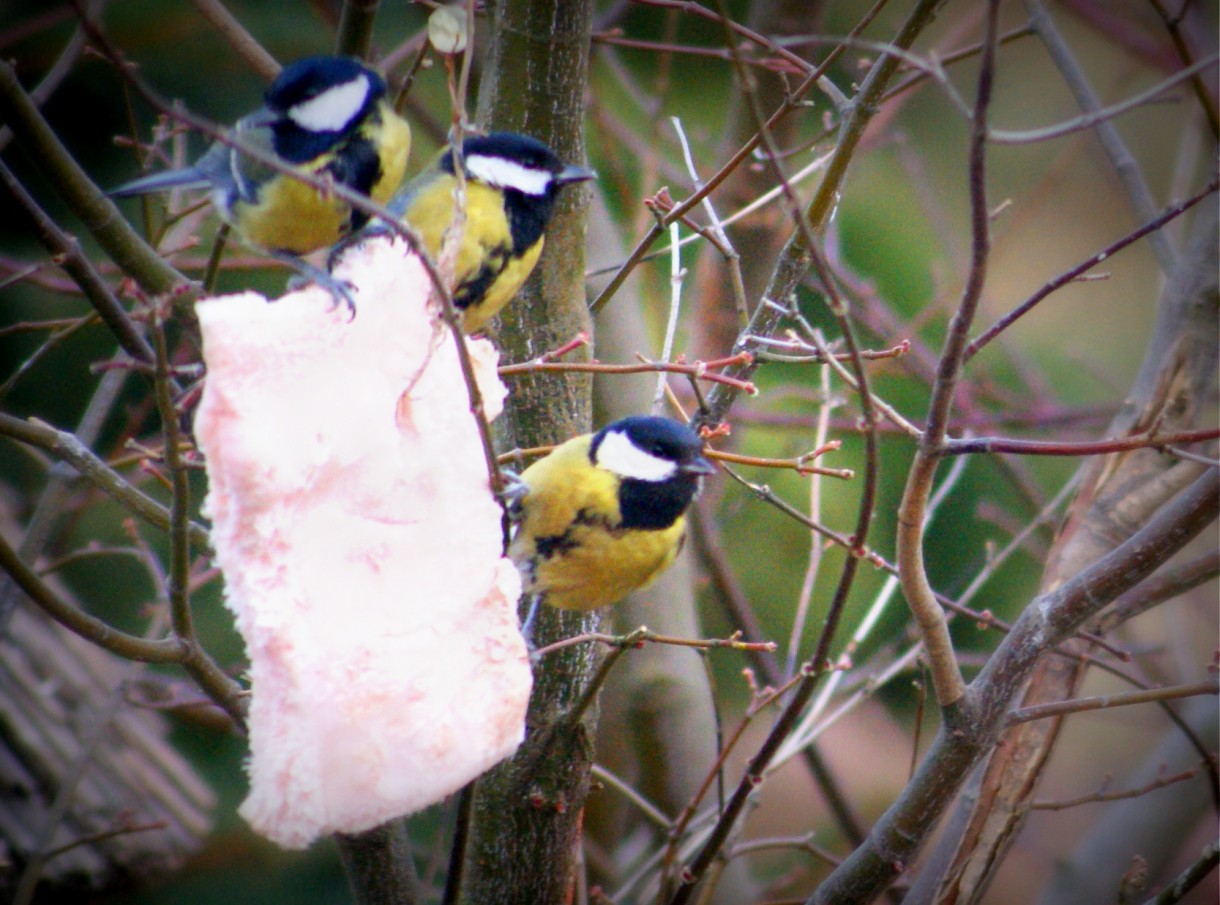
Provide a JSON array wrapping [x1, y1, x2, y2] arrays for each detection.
[[911, 197, 1219, 905], [812, 203, 1219, 905], [461, 1, 598, 903]]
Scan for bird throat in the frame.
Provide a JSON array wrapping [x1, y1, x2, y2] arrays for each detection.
[[617, 475, 698, 530]]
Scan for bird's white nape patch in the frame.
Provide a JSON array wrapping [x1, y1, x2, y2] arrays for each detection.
[[596, 429, 677, 482], [464, 154, 552, 195], [288, 75, 370, 133]]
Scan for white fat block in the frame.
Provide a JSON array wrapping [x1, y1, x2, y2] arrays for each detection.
[[195, 238, 530, 849]]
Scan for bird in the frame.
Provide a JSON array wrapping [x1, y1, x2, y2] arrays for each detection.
[[506, 416, 714, 622], [112, 55, 412, 310], [379, 131, 594, 333]]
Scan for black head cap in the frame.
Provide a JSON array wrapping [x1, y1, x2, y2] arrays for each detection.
[[441, 132, 595, 191], [264, 56, 385, 115], [438, 131, 595, 255], [260, 56, 386, 164], [591, 417, 714, 531], [595, 417, 710, 471]]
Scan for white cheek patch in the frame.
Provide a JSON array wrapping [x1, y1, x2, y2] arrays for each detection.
[[464, 154, 552, 195], [596, 430, 677, 482], [288, 76, 369, 133]]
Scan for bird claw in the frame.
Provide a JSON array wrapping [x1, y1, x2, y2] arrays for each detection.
[[496, 469, 529, 520], [274, 252, 359, 320], [326, 224, 379, 272], [519, 592, 542, 650], [318, 274, 358, 320]]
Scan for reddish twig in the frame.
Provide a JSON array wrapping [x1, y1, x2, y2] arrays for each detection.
[[533, 628, 778, 659], [500, 351, 758, 395], [965, 179, 1219, 362], [709, 444, 853, 480], [750, 335, 911, 363], [1030, 767, 1204, 812]]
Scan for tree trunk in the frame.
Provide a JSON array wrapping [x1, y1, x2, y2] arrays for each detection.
[[460, 1, 598, 902]]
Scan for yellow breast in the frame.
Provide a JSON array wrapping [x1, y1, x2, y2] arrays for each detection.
[[369, 104, 412, 204], [403, 177, 542, 332], [508, 436, 687, 611], [235, 102, 411, 256], [236, 172, 350, 254]]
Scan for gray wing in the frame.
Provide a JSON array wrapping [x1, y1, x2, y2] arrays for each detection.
[[385, 149, 449, 220], [194, 111, 279, 206], [110, 165, 211, 197]]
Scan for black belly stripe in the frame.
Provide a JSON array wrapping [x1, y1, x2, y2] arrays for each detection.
[[534, 529, 580, 560], [618, 476, 696, 530], [534, 507, 632, 562], [571, 507, 638, 538], [327, 128, 383, 233], [455, 245, 511, 310]]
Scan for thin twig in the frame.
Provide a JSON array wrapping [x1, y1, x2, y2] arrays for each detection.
[[0, 413, 211, 552], [942, 428, 1220, 458], [987, 53, 1220, 146], [815, 469, 1220, 902], [708, 447, 852, 479], [785, 354, 835, 678], [1148, 0, 1220, 139], [1031, 767, 1203, 812], [150, 315, 246, 727], [188, 0, 280, 78], [894, 0, 1002, 710], [0, 0, 102, 155], [0, 158, 159, 369], [0, 59, 188, 298], [666, 5, 940, 902], [1140, 836, 1219, 904], [1022, 0, 1180, 275], [0, 530, 183, 663], [532, 627, 776, 659], [1006, 678, 1218, 727], [965, 179, 1219, 361], [499, 353, 758, 395], [590, 764, 671, 830]]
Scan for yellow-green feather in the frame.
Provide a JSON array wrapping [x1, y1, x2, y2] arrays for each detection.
[[232, 101, 411, 255], [509, 434, 687, 612], [399, 172, 543, 333]]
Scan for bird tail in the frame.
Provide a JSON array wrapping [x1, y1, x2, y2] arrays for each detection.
[[110, 167, 210, 197]]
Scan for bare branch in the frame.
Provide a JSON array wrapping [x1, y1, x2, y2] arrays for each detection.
[[188, 0, 280, 78], [1031, 767, 1202, 812], [813, 467, 1219, 904], [0, 60, 189, 298], [943, 428, 1220, 458], [0, 531, 184, 664], [1141, 836, 1220, 905], [1007, 678, 1219, 726], [965, 178, 1219, 362], [1022, 0, 1180, 275], [894, 0, 1003, 710], [0, 413, 211, 552]]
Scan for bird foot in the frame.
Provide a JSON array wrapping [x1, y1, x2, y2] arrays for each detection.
[[273, 252, 358, 319]]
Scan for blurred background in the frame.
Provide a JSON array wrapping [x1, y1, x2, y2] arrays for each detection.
[[0, 1, 1215, 903]]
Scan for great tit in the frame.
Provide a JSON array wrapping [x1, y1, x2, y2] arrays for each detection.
[[507, 416, 714, 614], [382, 132, 594, 333], [112, 55, 411, 305]]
